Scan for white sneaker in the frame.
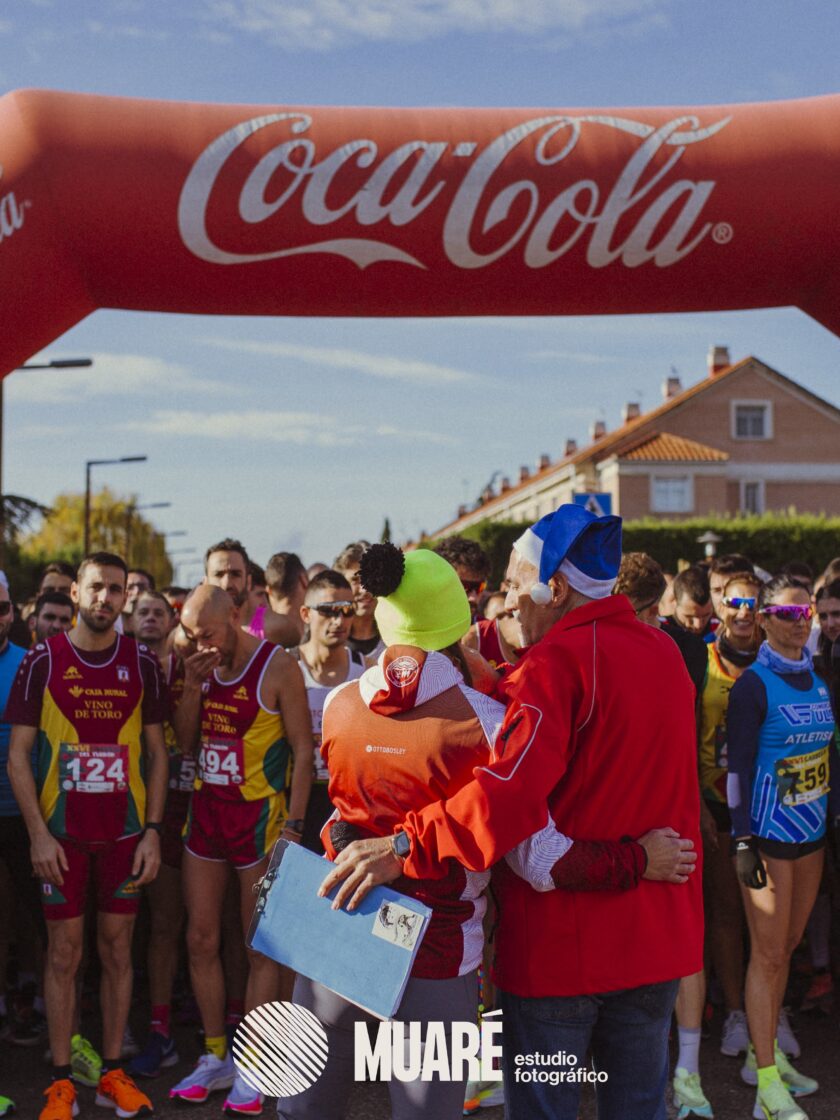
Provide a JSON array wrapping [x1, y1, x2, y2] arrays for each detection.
[[120, 1026, 141, 1060], [777, 1008, 800, 1059], [223, 1071, 263, 1115], [169, 1052, 236, 1103], [741, 1045, 817, 1096], [751, 1077, 809, 1120], [672, 1067, 713, 1119], [720, 1009, 750, 1057]]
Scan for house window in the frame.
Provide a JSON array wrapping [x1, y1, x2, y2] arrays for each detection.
[[651, 476, 693, 514], [741, 481, 765, 514], [732, 401, 772, 440]]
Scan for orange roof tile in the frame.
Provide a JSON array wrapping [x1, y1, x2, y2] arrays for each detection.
[[619, 431, 728, 463]]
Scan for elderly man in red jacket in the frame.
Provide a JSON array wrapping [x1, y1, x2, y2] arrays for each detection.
[[323, 505, 703, 1120]]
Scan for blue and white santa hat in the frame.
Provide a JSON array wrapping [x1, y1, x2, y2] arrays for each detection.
[[514, 504, 622, 603]]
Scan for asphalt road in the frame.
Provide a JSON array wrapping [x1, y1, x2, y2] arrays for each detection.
[[3, 989, 839, 1119]]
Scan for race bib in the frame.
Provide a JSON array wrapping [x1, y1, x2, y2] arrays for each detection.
[[775, 746, 830, 807], [198, 738, 244, 786], [59, 743, 128, 793], [169, 752, 197, 793]]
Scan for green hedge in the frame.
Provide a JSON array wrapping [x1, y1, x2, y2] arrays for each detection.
[[427, 512, 840, 587]]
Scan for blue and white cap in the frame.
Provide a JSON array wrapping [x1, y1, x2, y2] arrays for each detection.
[[514, 504, 622, 602]]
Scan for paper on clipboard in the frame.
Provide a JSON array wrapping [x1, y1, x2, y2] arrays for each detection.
[[248, 840, 432, 1020]]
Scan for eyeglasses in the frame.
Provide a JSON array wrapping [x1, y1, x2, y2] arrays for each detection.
[[460, 579, 487, 596], [722, 596, 757, 610], [309, 603, 356, 619], [759, 604, 813, 622], [0, 601, 11, 616]]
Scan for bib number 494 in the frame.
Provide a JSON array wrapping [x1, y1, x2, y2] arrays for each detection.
[[199, 740, 244, 786]]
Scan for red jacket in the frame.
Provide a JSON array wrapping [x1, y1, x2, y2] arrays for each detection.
[[402, 596, 704, 996]]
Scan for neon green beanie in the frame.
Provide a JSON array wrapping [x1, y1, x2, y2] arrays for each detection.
[[368, 547, 471, 651]]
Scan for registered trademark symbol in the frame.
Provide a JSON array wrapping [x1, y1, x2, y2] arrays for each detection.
[[712, 222, 733, 244]]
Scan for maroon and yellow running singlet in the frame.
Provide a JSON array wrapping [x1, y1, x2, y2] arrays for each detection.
[[6, 633, 165, 842], [193, 641, 291, 802]]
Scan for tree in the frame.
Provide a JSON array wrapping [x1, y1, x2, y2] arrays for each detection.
[[20, 487, 173, 587], [0, 494, 52, 594], [380, 517, 392, 543]]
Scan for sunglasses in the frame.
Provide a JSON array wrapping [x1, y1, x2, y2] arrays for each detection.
[[722, 596, 757, 610], [0, 602, 11, 617], [759, 604, 813, 622], [461, 579, 487, 596], [309, 602, 355, 619]]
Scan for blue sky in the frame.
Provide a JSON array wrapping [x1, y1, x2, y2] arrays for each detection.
[[2, 1, 839, 583]]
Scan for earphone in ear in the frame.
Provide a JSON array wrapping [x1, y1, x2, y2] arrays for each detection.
[[529, 582, 552, 606]]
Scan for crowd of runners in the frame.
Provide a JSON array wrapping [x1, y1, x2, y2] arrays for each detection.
[[0, 524, 838, 1120]]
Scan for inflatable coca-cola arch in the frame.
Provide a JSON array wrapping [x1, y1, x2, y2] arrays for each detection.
[[2, 88, 839, 376]]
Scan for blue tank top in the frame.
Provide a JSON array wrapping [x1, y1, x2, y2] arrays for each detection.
[[748, 660, 834, 843]]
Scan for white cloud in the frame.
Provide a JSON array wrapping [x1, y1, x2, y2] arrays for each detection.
[[200, 0, 670, 51], [122, 408, 457, 446], [86, 18, 168, 39], [529, 349, 622, 363], [199, 337, 483, 384], [6, 352, 233, 404]]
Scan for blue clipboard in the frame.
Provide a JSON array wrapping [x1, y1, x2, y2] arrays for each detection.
[[248, 840, 432, 1019]]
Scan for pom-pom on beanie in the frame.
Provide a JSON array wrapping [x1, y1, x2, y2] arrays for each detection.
[[360, 542, 471, 651]]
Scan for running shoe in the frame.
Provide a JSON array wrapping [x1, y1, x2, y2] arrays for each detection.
[[10, 1007, 47, 1047], [169, 1052, 236, 1103], [0, 1095, 14, 1118], [71, 1033, 103, 1087], [223, 1073, 263, 1115], [773, 1048, 818, 1096], [129, 1032, 179, 1078], [741, 1045, 818, 1096], [672, 1067, 713, 1118], [121, 1027, 141, 1059], [39, 1079, 79, 1120], [720, 1009, 750, 1057], [800, 971, 833, 1014], [95, 1068, 153, 1118], [777, 1008, 800, 1058], [752, 1078, 809, 1120], [463, 1079, 505, 1114]]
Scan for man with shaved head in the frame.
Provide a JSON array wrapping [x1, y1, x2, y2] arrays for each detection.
[[169, 584, 313, 1113]]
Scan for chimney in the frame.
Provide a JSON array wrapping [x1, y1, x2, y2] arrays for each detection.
[[590, 419, 607, 442], [708, 345, 731, 377], [662, 375, 682, 400], [457, 504, 467, 518], [622, 401, 641, 424], [538, 453, 551, 471], [519, 465, 530, 483], [500, 476, 511, 493], [564, 438, 578, 457]]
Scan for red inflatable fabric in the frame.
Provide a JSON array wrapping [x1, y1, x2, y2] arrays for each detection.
[[2, 89, 838, 375]]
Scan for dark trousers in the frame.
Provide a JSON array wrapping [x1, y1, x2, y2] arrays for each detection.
[[500, 979, 679, 1120]]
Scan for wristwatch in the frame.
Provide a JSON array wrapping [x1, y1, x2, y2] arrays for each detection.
[[143, 822, 163, 835], [284, 818, 305, 834], [390, 831, 411, 860]]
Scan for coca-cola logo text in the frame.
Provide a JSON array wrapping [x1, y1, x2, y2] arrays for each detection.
[[0, 165, 26, 248], [178, 112, 731, 272]]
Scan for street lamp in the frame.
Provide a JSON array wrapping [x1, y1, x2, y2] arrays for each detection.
[[84, 457, 147, 556], [696, 530, 722, 560], [125, 501, 172, 566], [0, 358, 94, 566]]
